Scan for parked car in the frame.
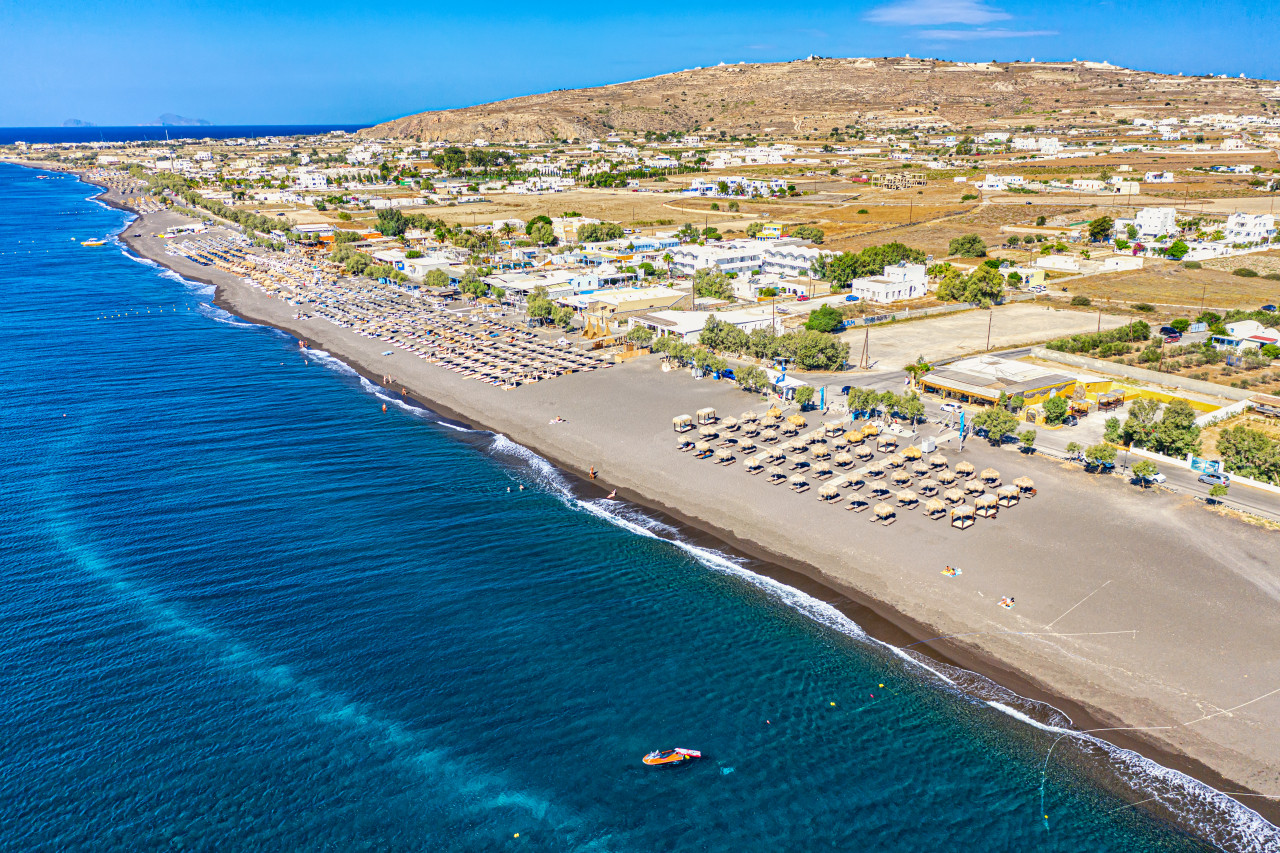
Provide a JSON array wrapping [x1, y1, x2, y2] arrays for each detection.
[[1159, 325, 1180, 336], [1164, 332, 1182, 344], [1028, 285, 1047, 294], [1063, 414, 1079, 427], [1262, 304, 1276, 313], [1140, 471, 1167, 484], [797, 295, 810, 302], [1198, 472, 1230, 486], [940, 402, 964, 415], [844, 295, 860, 302]]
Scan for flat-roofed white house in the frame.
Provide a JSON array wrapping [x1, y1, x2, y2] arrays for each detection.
[[668, 241, 763, 277], [1115, 207, 1177, 241], [844, 262, 927, 303], [626, 307, 781, 343], [1223, 212, 1276, 245]]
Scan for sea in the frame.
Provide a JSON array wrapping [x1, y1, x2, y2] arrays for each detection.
[[1, 162, 1276, 852], [0, 125, 368, 146]]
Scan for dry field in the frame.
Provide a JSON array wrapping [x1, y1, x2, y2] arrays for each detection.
[[1201, 413, 1280, 458], [1065, 263, 1280, 311]]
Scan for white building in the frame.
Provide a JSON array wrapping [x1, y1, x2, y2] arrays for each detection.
[[1115, 207, 1178, 241], [844, 262, 927, 304], [627, 307, 781, 343], [1223, 213, 1276, 245], [760, 245, 833, 279], [668, 241, 763, 277]]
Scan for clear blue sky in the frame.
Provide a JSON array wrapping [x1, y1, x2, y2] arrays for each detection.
[[4, 0, 1277, 126]]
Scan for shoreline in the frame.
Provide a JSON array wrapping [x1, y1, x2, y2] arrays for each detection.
[[49, 165, 1280, 838]]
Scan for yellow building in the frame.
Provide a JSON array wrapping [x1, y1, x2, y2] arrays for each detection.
[[920, 356, 1077, 406]]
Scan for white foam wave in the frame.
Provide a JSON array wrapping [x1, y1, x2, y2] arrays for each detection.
[[485, 432, 1280, 852]]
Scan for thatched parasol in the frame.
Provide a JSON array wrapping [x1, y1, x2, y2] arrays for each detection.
[[897, 489, 918, 506], [694, 441, 711, 453], [738, 438, 757, 453], [912, 461, 930, 477], [721, 416, 739, 431], [780, 422, 799, 436], [937, 469, 957, 484], [943, 487, 965, 504], [866, 461, 886, 477], [901, 445, 923, 460], [788, 414, 807, 428], [760, 415, 779, 428], [925, 497, 947, 517], [917, 479, 939, 496], [789, 473, 808, 487], [745, 454, 764, 471], [874, 502, 895, 519], [980, 467, 1000, 482], [956, 460, 975, 477], [964, 479, 986, 495], [819, 482, 840, 500], [715, 447, 734, 461], [831, 434, 850, 449], [861, 423, 881, 437], [811, 445, 832, 460], [891, 469, 912, 485], [699, 425, 718, 438], [740, 411, 759, 423], [884, 453, 905, 469], [787, 438, 808, 453], [834, 451, 854, 467], [854, 445, 874, 460], [814, 461, 833, 477], [761, 428, 779, 443], [767, 465, 785, 481], [766, 406, 783, 419], [1014, 476, 1035, 492], [929, 453, 948, 468]]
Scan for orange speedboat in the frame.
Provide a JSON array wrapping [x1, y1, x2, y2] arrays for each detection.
[[642, 748, 702, 766]]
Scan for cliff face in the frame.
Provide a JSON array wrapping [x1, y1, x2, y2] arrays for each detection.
[[364, 58, 1278, 143]]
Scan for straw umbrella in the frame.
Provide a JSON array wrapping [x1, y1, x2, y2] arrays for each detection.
[[831, 434, 850, 449], [980, 467, 1001, 485], [943, 487, 965, 505], [694, 440, 711, 456], [846, 495, 870, 513], [787, 438, 808, 454], [964, 479, 986, 496], [780, 422, 799, 437], [1014, 476, 1036, 496], [818, 482, 840, 502], [917, 479, 939, 497], [767, 465, 785, 483], [813, 461, 833, 480], [897, 489, 918, 508], [760, 415, 779, 429], [766, 406, 783, 419], [891, 469, 912, 486], [738, 438, 757, 454], [884, 453, 905, 469], [929, 453, 948, 469], [745, 454, 764, 472], [811, 445, 832, 460], [740, 411, 759, 423], [721, 416, 739, 432], [911, 461, 930, 477], [699, 425, 719, 439], [834, 451, 854, 468], [869, 483, 892, 499], [866, 461, 886, 479], [761, 428, 779, 444], [788, 414, 807, 429], [924, 497, 947, 519], [901, 445, 923, 461], [997, 484, 1019, 506], [789, 473, 809, 492], [937, 469, 957, 485], [874, 503, 896, 524], [715, 447, 735, 464], [854, 445, 874, 461], [956, 460, 975, 478], [742, 422, 760, 437]]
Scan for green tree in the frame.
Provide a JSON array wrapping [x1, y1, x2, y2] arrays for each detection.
[[937, 265, 1004, 307], [1084, 443, 1117, 467], [804, 304, 844, 333], [553, 305, 575, 330], [1171, 318, 1190, 333], [1150, 399, 1201, 457], [948, 233, 987, 258], [746, 222, 763, 238], [794, 385, 816, 409], [693, 269, 735, 300], [895, 391, 925, 425], [1164, 239, 1190, 260], [903, 357, 933, 384], [1065, 440, 1082, 459], [526, 285, 555, 320], [1042, 394, 1068, 424], [846, 386, 881, 416], [1121, 397, 1162, 446], [791, 225, 825, 244], [1019, 429, 1037, 452], [1131, 459, 1159, 487], [626, 325, 655, 346], [970, 407, 1019, 444], [423, 268, 450, 289], [1208, 483, 1229, 503], [1216, 425, 1280, 483], [529, 222, 557, 245], [1087, 216, 1114, 243], [735, 364, 769, 392]]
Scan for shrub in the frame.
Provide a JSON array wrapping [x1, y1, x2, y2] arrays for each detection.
[[948, 234, 987, 258], [961, 193, 978, 202], [857, 209, 869, 214], [1233, 268, 1259, 277], [1132, 303, 1155, 312], [1182, 260, 1202, 269], [1070, 295, 1092, 306], [1264, 273, 1280, 281]]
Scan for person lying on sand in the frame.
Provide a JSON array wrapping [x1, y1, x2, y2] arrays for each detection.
[[549, 416, 566, 424]]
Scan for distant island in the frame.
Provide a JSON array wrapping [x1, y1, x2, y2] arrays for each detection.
[[62, 119, 96, 128], [144, 114, 211, 127]]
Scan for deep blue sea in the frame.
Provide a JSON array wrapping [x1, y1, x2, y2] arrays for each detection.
[[2, 164, 1276, 852], [0, 125, 368, 145]]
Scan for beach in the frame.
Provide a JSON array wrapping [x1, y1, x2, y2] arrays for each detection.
[[108, 197, 1280, 833]]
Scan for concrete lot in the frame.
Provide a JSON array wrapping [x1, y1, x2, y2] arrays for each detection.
[[838, 303, 1127, 369]]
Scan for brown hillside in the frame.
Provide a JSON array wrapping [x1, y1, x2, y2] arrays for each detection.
[[366, 57, 1280, 142]]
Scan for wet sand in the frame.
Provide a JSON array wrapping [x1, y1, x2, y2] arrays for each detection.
[[114, 203, 1280, 834]]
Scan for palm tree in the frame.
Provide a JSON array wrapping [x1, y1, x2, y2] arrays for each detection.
[[662, 252, 674, 279]]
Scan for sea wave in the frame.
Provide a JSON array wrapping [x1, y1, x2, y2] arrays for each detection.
[[485, 432, 1280, 853]]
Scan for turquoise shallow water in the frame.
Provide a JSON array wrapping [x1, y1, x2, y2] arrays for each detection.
[[0, 164, 1275, 851]]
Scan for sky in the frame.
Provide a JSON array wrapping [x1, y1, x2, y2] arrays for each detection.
[[4, 0, 1279, 127]]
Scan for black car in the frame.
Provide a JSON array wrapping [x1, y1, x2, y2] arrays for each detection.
[[1159, 325, 1180, 336], [1063, 414, 1079, 427], [1263, 304, 1277, 313]]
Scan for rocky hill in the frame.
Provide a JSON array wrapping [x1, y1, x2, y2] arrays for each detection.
[[366, 57, 1280, 143]]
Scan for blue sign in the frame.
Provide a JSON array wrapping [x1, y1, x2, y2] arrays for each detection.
[[959, 412, 966, 433], [1190, 457, 1221, 474]]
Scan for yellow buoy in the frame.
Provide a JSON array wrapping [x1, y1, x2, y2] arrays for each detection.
[[829, 702, 836, 706]]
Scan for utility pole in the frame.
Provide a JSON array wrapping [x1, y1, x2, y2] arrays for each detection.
[[986, 308, 993, 350], [859, 324, 870, 370], [1097, 309, 1102, 333], [1200, 283, 1207, 314]]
